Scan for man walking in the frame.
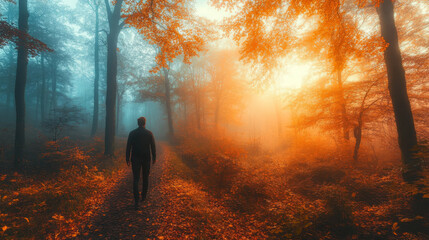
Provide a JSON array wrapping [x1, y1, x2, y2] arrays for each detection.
[[126, 117, 156, 210]]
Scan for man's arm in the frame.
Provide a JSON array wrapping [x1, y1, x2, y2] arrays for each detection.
[[150, 133, 156, 164], [126, 132, 132, 165]]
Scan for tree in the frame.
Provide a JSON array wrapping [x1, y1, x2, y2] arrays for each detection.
[[29, 1, 74, 121], [163, 67, 175, 136], [124, 0, 208, 73], [0, 2, 49, 56], [43, 106, 83, 142], [14, 0, 29, 169], [87, 0, 102, 137], [206, 49, 244, 129], [376, 0, 421, 182], [134, 65, 176, 137], [1, 0, 50, 169], [213, 0, 423, 182], [104, 0, 124, 156]]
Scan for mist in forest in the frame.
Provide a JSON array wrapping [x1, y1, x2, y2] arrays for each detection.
[[0, 0, 428, 239]]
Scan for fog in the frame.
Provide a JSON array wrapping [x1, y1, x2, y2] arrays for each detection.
[[0, 0, 428, 239]]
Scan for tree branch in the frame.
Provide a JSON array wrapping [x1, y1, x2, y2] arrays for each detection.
[[119, 20, 126, 29], [104, 0, 112, 19]]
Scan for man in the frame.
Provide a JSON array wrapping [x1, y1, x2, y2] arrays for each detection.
[[126, 117, 156, 210]]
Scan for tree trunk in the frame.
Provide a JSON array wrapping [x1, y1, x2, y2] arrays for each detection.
[[104, 0, 123, 156], [91, 3, 100, 137], [195, 92, 201, 130], [116, 93, 120, 132], [353, 112, 363, 161], [105, 30, 119, 155], [50, 59, 57, 110], [163, 68, 174, 137], [377, 0, 421, 182], [6, 48, 14, 109], [6, 1, 15, 112], [40, 52, 46, 123], [14, 0, 29, 170]]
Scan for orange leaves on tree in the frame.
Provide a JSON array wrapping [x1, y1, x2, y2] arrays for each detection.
[[123, 0, 211, 72], [0, 20, 52, 56], [0, 0, 52, 56]]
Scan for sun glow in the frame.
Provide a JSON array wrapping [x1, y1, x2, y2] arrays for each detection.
[[275, 62, 312, 89]]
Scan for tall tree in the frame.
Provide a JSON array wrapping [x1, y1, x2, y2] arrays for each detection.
[[104, 0, 124, 155], [90, 0, 101, 137], [40, 52, 46, 123], [14, 0, 29, 169], [376, 0, 421, 182], [162, 68, 174, 136]]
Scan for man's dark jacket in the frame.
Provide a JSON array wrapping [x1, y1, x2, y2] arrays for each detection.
[[126, 127, 156, 162]]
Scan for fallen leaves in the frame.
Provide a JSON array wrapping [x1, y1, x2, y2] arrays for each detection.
[[0, 138, 127, 239]]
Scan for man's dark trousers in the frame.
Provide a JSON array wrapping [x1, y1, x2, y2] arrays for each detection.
[[132, 159, 150, 202]]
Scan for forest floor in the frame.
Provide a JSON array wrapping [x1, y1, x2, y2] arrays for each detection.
[[75, 143, 267, 240], [1, 133, 427, 239], [75, 144, 166, 240]]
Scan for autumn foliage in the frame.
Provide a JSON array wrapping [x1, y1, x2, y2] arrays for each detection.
[[0, 137, 125, 239], [124, 0, 210, 72]]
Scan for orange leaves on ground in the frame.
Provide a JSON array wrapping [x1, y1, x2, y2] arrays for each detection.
[[52, 214, 65, 221], [0, 138, 126, 239]]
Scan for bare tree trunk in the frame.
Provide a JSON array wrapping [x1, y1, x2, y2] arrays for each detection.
[[40, 52, 46, 123], [50, 59, 57, 110], [6, 48, 15, 109], [377, 0, 421, 182], [91, 3, 100, 137], [14, 0, 29, 170], [163, 68, 174, 137], [104, 0, 123, 156], [116, 93, 121, 133]]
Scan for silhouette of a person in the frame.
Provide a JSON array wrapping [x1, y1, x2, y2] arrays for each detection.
[[126, 117, 156, 210]]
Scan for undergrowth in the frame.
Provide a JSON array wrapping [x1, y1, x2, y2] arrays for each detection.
[[172, 131, 428, 239]]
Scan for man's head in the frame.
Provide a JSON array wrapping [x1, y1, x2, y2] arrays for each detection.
[[137, 117, 146, 127]]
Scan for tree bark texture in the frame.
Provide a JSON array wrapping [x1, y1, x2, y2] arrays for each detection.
[[14, 0, 29, 169], [377, 0, 421, 182], [40, 52, 46, 123], [104, 0, 123, 155]]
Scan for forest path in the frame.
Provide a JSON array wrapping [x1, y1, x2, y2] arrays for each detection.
[[77, 143, 168, 240]]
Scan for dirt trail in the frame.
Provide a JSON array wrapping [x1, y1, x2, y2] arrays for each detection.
[[77, 144, 167, 240], [74, 143, 267, 240]]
